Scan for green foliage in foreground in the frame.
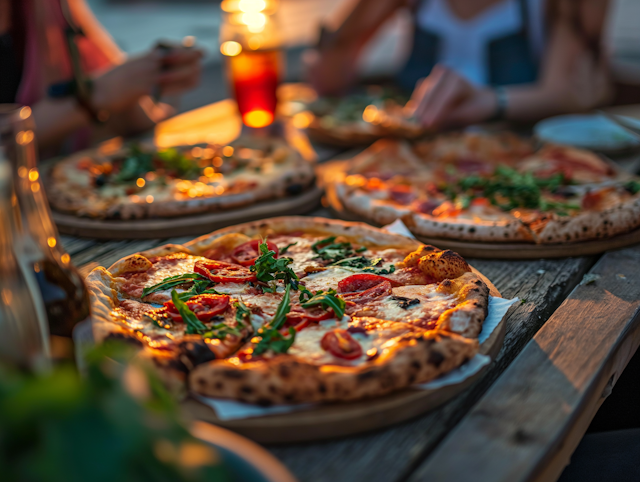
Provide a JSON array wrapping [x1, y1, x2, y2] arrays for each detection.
[[0, 343, 231, 482]]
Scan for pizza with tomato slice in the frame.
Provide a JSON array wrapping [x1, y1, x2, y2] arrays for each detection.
[[48, 136, 314, 219], [86, 217, 491, 404], [331, 135, 640, 244]]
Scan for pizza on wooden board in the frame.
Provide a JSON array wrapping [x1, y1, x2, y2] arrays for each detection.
[[304, 86, 425, 145], [331, 134, 640, 244], [86, 217, 492, 405], [47, 137, 314, 219]]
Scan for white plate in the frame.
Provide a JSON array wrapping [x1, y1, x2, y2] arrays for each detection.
[[534, 114, 640, 152]]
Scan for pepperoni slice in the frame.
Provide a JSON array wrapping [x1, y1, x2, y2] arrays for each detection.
[[231, 240, 278, 267], [164, 294, 230, 322], [321, 329, 363, 360], [337, 274, 398, 293], [194, 259, 256, 283]]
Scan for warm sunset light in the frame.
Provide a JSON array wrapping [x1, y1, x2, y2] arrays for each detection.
[[239, 0, 267, 13], [243, 109, 274, 128], [220, 41, 242, 57], [136, 178, 146, 188]]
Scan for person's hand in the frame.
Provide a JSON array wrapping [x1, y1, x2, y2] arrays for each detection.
[[91, 46, 203, 114], [408, 65, 498, 129]]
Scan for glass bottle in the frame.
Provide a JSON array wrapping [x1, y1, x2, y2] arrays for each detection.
[[0, 155, 50, 370], [0, 105, 91, 348]]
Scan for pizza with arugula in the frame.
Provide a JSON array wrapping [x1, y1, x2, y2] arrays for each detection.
[[86, 217, 491, 404], [331, 134, 640, 244], [48, 137, 314, 219]]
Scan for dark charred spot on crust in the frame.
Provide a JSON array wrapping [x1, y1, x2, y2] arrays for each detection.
[[471, 288, 480, 292], [318, 383, 327, 394], [259, 222, 268, 228], [345, 226, 351, 230], [177, 339, 216, 370], [257, 398, 273, 407], [441, 280, 453, 289], [240, 385, 254, 394], [215, 382, 223, 390], [469, 227, 476, 233], [411, 361, 421, 371], [222, 369, 246, 379], [196, 377, 207, 388], [428, 350, 445, 367], [268, 385, 278, 394], [474, 279, 483, 286], [357, 370, 378, 381], [284, 393, 295, 402], [279, 365, 291, 379]]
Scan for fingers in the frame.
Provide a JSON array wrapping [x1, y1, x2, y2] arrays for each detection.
[[158, 62, 202, 94], [162, 48, 204, 67], [410, 66, 476, 129]]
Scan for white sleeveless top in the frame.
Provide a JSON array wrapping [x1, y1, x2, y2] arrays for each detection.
[[417, 0, 546, 85]]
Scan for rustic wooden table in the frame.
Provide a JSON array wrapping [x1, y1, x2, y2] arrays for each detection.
[[59, 102, 640, 482]]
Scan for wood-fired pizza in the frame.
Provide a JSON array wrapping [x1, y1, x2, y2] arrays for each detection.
[[86, 217, 491, 405], [330, 134, 640, 244], [47, 137, 314, 219]]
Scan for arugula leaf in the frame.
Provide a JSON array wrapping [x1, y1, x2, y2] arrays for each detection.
[[311, 236, 364, 264], [176, 279, 220, 302], [142, 273, 209, 298], [250, 240, 299, 291], [299, 288, 346, 319], [251, 285, 296, 355], [625, 180, 640, 194], [201, 323, 242, 340], [279, 242, 297, 255], [253, 327, 296, 355], [170, 290, 207, 335], [143, 313, 172, 330], [330, 256, 395, 275], [234, 301, 251, 326], [271, 284, 292, 330]]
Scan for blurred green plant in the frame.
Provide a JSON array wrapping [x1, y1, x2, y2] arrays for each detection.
[[0, 342, 232, 482]]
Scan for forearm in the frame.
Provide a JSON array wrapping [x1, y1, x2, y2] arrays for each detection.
[[30, 98, 91, 150], [503, 85, 573, 122]]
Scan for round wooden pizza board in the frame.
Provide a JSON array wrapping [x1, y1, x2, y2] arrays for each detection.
[[320, 160, 640, 260], [182, 273, 505, 445], [50, 186, 323, 240]]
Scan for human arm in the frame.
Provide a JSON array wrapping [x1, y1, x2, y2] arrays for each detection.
[[306, 0, 409, 95], [409, 0, 612, 128]]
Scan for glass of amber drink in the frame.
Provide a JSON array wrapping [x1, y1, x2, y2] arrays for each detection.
[[220, 0, 283, 129]]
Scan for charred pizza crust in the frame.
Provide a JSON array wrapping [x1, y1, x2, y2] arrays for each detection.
[[330, 137, 640, 245], [86, 217, 492, 404]]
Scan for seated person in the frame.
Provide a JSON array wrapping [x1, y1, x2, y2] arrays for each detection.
[[307, 0, 612, 129], [0, 0, 203, 153]]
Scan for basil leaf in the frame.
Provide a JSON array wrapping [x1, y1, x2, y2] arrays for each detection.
[[176, 279, 218, 302], [170, 289, 207, 335], [279, 242, 297, 254], [142, 273, 209, 298]]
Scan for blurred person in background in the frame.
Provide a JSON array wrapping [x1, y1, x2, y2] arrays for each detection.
[[0, 0, 203, 154], [308, 0, 612, 129]]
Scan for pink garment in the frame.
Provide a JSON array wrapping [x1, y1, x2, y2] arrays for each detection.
[[16, 0, 112, 150]]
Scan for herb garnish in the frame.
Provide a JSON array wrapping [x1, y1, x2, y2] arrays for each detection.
[[279, 242, 297, 255], [311, 236, 366, 264], [299, 288, 346, 319], [142, 273, 210, 298], [175, 279, 221, 302], [251, 240, 299, 291], [331, 256, 396, 275], [234, 301, 251, 325], [444, 166, 580, 213], [170, 290, 207, 335], [625, 180, 640, 194], [252, 285, 296, 355]]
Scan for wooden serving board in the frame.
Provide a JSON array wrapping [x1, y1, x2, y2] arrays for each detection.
[[321, 161, 640, 260], [183, 274, 504, 445], [52, 186, 323, 240]]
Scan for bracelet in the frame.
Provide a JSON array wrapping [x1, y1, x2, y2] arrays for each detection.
[[490, 86, 508, 121]]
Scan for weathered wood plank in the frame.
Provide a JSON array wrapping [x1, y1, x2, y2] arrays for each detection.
[[409, 246, 640, 482], [267, 256, 594, 482]]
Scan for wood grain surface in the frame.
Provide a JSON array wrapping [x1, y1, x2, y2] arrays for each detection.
[[410, 245, 640, 482]]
